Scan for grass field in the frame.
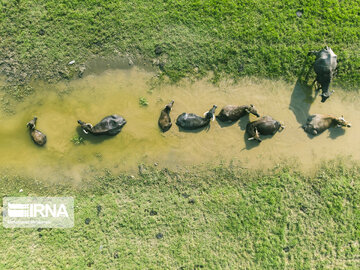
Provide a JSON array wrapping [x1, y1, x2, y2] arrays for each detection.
[[1, 0, 360, 89], [1, 162, 360, 269], [1, 1, 360, 269]]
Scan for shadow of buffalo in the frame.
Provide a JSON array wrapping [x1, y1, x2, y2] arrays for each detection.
[[177, 124, 211, 133], [328, 127, 346, 139], [289, 79, 317, 126], [304, 126, 346, 140], [243, 132, 277, 150], [215, 118, 238, 128], [76, 126, 118, 144]]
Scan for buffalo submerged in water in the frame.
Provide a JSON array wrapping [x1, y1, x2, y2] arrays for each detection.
[[246, 116, 285, 142], [176, 105, 217, 130], [216, 104, 260, 122], [27, 116, 47, 146], [78, 115, 127, 136], [158, 100, 174, 132], [302, 114, 351, 135]]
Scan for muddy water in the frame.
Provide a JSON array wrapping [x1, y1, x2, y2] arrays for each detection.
[[0, 67, 359, 182]]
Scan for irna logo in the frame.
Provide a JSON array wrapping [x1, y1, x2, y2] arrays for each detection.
[[8, 203, 69, 218], [3, 197, 74, 228]]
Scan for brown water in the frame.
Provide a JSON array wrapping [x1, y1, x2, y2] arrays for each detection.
[[0, 67, 359, 182]]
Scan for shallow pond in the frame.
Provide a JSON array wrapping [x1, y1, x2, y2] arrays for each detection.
[[0, 66, 359, 182]]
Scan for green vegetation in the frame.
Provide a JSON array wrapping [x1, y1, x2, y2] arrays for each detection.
[[1, 1, 360, 268], [70, 135, 85, 145], [139, 96, 149, 107], [1, 0, 360, 89], [1, 162, 360, 269]]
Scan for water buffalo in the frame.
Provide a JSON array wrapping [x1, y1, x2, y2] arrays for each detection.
[[302, 114, 351, 135], [246, 116, 285, 142], [308, 46, 337, 102], [176, 105, 217, 130], [158, 100, 174, 132], [216, 104, 260, 122], [78, 115, 126, 136], [27, 117, 47, 146]]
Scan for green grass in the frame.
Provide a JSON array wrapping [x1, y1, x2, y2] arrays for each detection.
[[70, 135, 86, 145], [1, 1, 360, 268], [1, 162, 360, 269], [139, 96, 149, 107], [1, 0, 360, 89]]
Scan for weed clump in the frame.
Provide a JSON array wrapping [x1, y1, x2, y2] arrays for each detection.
[[71, 135, 85, 145], [139, 97, 149, 107]]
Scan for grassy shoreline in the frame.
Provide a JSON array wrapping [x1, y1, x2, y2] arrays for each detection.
[[1, 0, 360, 91], [1, 162, 360, 269]]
